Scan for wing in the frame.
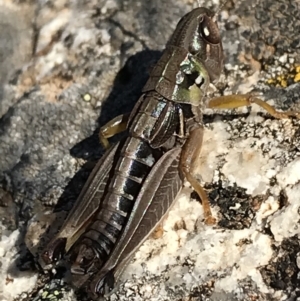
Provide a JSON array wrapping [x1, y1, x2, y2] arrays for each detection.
[[88, 146, 183, 297], [42, 141, 121, 264]]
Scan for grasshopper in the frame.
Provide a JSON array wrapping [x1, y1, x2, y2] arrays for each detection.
[[41, 3, 300, 299]]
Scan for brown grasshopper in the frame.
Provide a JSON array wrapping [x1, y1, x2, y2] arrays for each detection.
[[41, 2, 299, 299]]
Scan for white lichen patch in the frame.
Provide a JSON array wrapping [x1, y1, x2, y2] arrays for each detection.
[[0, 226, 37, 301], [276, 158, 300, 187], [196, 120, 231, 183], [222, 141, 271, 195]]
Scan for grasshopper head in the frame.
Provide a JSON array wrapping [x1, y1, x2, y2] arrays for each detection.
[[169, 7, 224, 83]]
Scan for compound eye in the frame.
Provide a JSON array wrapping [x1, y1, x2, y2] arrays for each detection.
[[200, 15, 221, 44]]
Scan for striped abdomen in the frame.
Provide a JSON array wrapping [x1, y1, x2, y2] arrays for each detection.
[[70, 137, 163, 276]]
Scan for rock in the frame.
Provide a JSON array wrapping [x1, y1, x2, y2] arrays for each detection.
[[0, 0, 300, 301]]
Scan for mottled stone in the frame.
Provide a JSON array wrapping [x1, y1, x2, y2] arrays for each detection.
[[0, 0, 300, 301]]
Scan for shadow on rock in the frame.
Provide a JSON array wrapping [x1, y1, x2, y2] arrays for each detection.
[[8, 49, 162, 286]]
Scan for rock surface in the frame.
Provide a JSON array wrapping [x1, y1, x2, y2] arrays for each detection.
[[0, 0, 300, 301]]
